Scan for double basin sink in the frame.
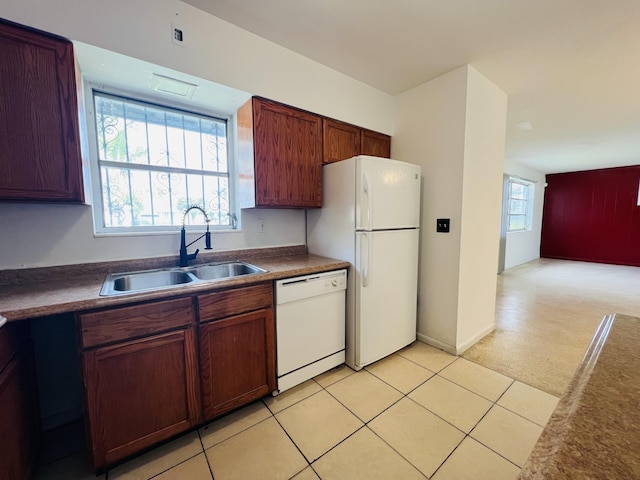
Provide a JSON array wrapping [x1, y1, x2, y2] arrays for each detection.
[[100, 261, 267, 296]]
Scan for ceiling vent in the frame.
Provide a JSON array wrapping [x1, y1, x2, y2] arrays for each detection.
[[151, 73, 198, 98]]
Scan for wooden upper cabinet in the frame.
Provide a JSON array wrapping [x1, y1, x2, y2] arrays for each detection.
[[0, 19, 84, 202], [323, 118, 361, 164], [361, 129, 391, 158], [323, 118, 391, 164], [238, 97, 323, 208]]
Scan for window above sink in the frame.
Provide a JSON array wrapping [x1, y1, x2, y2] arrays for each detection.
[[91, 91, 232, 233], [74, 41, 252, 236]]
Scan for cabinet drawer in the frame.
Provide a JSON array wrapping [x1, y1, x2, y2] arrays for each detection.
[[198, 283, 273, 321], [79, 297, 195, 349]]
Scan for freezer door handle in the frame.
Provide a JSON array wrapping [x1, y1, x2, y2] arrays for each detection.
[[361, 232, 370, 287], [362, 173, 372, 230]]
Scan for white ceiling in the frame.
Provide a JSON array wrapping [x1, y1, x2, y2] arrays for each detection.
[[183, 0, 640, 174]]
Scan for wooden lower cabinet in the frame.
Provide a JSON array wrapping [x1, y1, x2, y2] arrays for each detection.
[[0, 346, 39, 480], [82, 328, 200, 469], [200, 308, 275, 421], [78, 285, 276, 469]]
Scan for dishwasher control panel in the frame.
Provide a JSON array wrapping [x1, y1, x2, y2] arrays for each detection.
[[324, 273, 346, 290], [276, 269, 347, 305]]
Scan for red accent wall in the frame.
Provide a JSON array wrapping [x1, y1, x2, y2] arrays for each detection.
[[540, 165, 640, 266]]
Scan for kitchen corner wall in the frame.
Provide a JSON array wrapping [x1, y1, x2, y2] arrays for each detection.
[[393, 65, 507, 355], [0, 0, 394, 269]]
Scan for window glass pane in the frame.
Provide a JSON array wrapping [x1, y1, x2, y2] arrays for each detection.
[[507, 178, 534, 232], [509, 215, 526, 231], [96, 99, 126, 162], [509, 199, 527, 215], [510, 182, 527, 199], [147, 120, 169, 167], [184, 119, 203, 171], [94, 91, 231, 231], [166, 112, 186, 168], [202, 120, 228, 173], [203, 175, 230, 225]]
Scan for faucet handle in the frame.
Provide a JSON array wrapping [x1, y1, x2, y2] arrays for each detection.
[[188, 249, 199, 262]]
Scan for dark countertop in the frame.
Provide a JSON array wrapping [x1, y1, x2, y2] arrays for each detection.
[[0, 246, 350, 321], [518, 313, 640, 479]]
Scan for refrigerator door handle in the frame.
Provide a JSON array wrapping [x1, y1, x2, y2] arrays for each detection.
[[361, 232, 370, 287], [362, 173, 372, 230]]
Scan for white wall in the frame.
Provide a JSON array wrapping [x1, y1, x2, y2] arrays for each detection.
[[456, 68, 507, 351], [0, 204, 306, 269], [0, 0, 394, 269], [393, 67, 468, 350], [393, 66, 507, 354], [503, 159, 546, 270]]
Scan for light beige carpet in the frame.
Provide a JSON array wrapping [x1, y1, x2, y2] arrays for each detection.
[[462, 258, 640, 397]]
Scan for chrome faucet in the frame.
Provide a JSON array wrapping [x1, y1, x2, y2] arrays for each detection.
[[179, 205, 212, 267]]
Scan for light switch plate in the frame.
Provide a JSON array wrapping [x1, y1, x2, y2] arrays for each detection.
[[436, 218, 450, 233]]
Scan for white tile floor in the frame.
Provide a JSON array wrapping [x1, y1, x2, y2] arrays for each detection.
[[33, 341, 559, 480]]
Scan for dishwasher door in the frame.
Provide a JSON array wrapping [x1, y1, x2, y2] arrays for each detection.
[[275, 269, 346, 393]]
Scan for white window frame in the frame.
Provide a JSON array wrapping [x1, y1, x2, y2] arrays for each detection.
[[83, 83, 237, 236], [507, 177, 534, 232]]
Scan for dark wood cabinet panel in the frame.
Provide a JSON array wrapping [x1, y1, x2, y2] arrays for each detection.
[[78, 297, 195, 349], [0, 19, 83, 202], [198, 283, 272, 321], [361, 128, 391, 158], [323, 118, 361, 164], [239, 97, 323, 208], [200, 308, 275, 421], [323, 118, 391, 164], [0, 327, 39, 480], [0, 321, 29, 370], [78, 283, 277, 469], [82, 328, 200, 469]]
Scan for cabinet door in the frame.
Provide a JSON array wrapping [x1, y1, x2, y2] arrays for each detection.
[[253, 98, 322, 207], [83, 329, 200, 469], [0, 19, 83, 202], [323, 118, 360, 164], [361, 129, 391, 158], [200, 308, 275, 421], [0, 348, 39, 480]]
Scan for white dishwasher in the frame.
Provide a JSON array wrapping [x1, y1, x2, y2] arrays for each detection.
[[275, 269, 347, 394]]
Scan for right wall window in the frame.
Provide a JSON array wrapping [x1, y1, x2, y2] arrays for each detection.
[[507, 177, 534, 232]]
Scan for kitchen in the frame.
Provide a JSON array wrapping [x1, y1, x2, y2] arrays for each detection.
[[1, 1, 636, 479]]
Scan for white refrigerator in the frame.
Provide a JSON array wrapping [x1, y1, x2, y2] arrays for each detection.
[[307, 155, 421, 370]]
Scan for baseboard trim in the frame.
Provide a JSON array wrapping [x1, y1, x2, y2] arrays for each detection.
[[456, 323, 496, 355], [417, 322, 496, 356], [416, 333, 457, 356]]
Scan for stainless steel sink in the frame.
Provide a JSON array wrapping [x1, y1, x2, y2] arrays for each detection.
[[190, 262, 266, 281], [100, 261, 267, 296], [101, 269, 196, 296]]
